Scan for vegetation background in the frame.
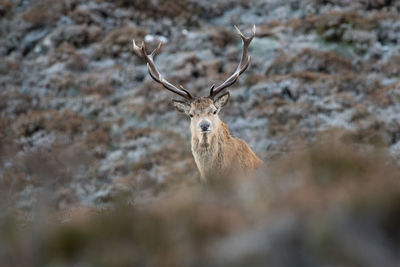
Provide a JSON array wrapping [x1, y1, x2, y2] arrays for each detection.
[[0, 0, 400, 266]]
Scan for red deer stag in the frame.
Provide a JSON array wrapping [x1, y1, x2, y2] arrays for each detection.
[[133, 26, 262, 180]]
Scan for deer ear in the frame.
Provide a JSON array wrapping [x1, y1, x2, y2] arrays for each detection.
[[172, 99, 190, 114], [214, 92, 230, 109]]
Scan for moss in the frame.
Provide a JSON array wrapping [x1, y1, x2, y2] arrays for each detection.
[[315, 38, 357, 58]]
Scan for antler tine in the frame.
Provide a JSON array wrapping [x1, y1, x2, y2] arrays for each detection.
[[209, 84, 215, 96], [132, 40, 193, 100], [209, 25, 256, 98]]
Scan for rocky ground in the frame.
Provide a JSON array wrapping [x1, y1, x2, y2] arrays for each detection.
[[1, 0, 400, 266]]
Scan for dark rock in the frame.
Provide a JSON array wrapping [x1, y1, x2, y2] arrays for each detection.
[[21, 28, 49, 55]]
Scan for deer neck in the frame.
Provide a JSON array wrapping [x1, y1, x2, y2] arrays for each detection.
[[191, 120, 230, 152], [191, 119, 231, 177]]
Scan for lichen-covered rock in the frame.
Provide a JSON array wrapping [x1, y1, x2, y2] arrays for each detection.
[[51, 24, 101, 48]]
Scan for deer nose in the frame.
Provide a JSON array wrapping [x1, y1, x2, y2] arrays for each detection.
[[199, 120, 211, 132]]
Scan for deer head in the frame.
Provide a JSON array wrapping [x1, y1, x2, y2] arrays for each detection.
[[133, 26, 256, 147]]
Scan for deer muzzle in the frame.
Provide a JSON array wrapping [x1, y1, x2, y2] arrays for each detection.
[[198, 120, 211, 133]]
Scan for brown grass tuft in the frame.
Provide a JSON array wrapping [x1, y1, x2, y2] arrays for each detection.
[[100, 25, 146, 57], [21, 0, 64, 27]]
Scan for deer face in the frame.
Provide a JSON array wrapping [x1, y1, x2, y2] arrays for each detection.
[[133, 26, 255, 146], [172, 92, 230, 147]]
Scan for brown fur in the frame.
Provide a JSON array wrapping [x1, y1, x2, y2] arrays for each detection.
[[176, 97, 263, 181], [134, 26, 260, 180]]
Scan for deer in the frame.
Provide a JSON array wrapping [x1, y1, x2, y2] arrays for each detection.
[[133, 26, 262, 181]]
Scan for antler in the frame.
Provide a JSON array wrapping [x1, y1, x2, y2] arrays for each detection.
[[133, 40, 193, 100], [209, 25, 256, 99]]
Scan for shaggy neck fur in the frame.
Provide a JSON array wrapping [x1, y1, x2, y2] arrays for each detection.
[[191, 118, 231, 179]]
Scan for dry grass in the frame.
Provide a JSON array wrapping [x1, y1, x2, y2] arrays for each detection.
[[99, 25, 146, 57], [208, 27, 237, 47], [266, 48, 353, 75], [1, 133, 400, 266], [21, 0, 65, 27], [52, 24, 102, 48], [101, 0, 225, 21], [77, 74, 115, 96], [11, 110, 93, 138]]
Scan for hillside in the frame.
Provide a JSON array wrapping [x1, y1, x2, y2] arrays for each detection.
[[0, 0, 400, 266]]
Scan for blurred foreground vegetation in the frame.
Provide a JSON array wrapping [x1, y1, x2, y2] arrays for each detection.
[[1, 132, 400, 267]]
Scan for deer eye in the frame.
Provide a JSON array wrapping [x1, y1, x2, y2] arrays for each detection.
[[213, 110, 217, 115], [189, 113, 194, 118]]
